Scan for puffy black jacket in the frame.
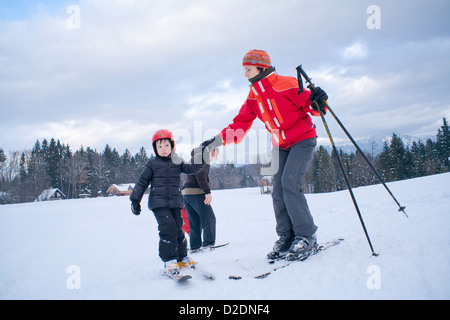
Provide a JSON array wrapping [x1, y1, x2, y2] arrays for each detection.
[[130, 153, 204, 210]]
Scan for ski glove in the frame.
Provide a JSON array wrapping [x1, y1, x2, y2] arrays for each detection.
[[202, 134, 223, 153], [131, 200, 141, 216], [191, 134, 223, 165], [309, 86, 328, 115]]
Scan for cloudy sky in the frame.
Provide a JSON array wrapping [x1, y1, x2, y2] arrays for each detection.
[[1, 0, 449, 161]]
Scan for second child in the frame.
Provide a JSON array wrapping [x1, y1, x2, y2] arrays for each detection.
[[182, 147, 219, 252]]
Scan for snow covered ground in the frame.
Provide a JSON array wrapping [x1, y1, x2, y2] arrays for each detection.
[[1, 173, 449, 300]]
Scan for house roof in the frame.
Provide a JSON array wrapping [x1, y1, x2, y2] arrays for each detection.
[[107, 183, 135, 193], [37, 188, 66, 201]]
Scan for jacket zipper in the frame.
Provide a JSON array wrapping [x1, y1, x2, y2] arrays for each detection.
[[166, 161, 170, 201]]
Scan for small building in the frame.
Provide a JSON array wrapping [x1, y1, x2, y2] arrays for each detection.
[[37, 188, 67, 201], [78, 188, 92, 199], [106, 183, 135, 196], [260, 175, 273, 194]]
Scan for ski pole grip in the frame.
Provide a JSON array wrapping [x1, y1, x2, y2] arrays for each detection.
[[296, 65, 311, 83], [296, 65, 304, 94]]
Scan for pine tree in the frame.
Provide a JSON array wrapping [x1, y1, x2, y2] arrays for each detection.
[[134, 147, 148, 176], [70, 146, 88, 198], [379, 140, 392, 181], [389, 133, 407, 181], [28, 140, 51, 197], [0, 148, 6, 163], [17, 152, 29, 202], [46, 138, 60, 188], [59, 142, 73, 198], [119, 149, 135, 183], [436, 117, 450, 171], [410, 141, 426, 177], [340, 149, 352, 188], [86, 147, 102, 197], [312, 146, 335, 193], [424, 138, 437, 174], [351, 150, 376, 187], [102, 144, 121, 193], [238, 166, 257, 188]]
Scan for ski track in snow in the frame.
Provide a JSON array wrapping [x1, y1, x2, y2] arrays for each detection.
[[0, 173, 449, 299]]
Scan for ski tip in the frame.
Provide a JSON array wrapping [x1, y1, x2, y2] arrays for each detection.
[[163, 273, 192, 282], [211, 242, 230, 249], [229, 275, 242, 280], [176, 275, 192, 282]]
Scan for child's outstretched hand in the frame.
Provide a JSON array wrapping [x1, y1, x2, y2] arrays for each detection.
[[204, 194, 212, 205]]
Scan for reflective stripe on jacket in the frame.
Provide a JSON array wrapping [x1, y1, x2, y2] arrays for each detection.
[[220, 72, 320, 149]]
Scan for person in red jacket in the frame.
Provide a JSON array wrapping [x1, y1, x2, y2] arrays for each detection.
[[202, 49, 328, 261]]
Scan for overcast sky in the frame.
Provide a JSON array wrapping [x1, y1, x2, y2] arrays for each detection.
[[1, 0, 449, 161]]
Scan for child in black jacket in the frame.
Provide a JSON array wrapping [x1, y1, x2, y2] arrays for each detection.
[[130, 129, 206, 275]]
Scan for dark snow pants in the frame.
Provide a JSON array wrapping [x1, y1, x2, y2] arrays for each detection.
[[183, 194, 216, 250], [272, 137, 318, 238], [152, 207, 188, 262]]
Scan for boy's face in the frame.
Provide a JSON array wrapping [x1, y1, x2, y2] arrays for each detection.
[[244, 65, 260, 79], [155, 139, 172, 157]]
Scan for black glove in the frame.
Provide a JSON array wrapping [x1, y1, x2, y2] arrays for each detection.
[[192, 134, 223, 165], [309, 86, 328, 114], [131, 200, 141, 216], [201, 134, 223, 153]]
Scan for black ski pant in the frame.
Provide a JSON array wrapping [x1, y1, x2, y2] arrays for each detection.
[[272, 137, 318, 238], [183, 194, 216, 250], [152, 207, 188, 262]]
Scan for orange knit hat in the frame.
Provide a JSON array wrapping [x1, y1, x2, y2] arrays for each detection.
[[242, 49, 271, 69]]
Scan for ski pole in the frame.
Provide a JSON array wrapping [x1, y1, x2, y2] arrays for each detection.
[[296, 65, 408, 218], [296, 65, 379, 257]]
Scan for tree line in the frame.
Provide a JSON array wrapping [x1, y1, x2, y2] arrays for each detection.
[[0, 118, 448, 204], [304, 118, 449, 193], [0, 140, 150, 204]]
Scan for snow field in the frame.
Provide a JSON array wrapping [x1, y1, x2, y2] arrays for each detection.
[[0, 173, 449, 299]]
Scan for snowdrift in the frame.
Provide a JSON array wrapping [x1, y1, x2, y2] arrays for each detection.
[[1, 173, 449, 300]]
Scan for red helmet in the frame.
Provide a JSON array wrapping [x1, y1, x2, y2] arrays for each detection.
[[152, 129, 174, 144], [152, 129, 175, 156]]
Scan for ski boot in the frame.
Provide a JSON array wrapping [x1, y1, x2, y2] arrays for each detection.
[[285, 234, 318, 261], [164, 259, 180, 275], [178, 256, 196, 269], [267, 234, 294, 260]]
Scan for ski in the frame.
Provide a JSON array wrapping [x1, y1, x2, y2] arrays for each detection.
[[211, 242, 230, 249], [190, 242, 230, 254], [229, 238, 344, 280], [179, 262, 215, 280], [163, 272, 192, 282], [193, 266, 215, 280]]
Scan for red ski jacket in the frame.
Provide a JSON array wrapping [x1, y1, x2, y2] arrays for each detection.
[[220, 71, 321, 149]]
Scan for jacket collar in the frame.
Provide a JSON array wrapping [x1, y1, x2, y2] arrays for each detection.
[[248, 66, 276, 85]]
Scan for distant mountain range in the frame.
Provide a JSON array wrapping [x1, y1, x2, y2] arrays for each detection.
[[318, 133, 433, 155]]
